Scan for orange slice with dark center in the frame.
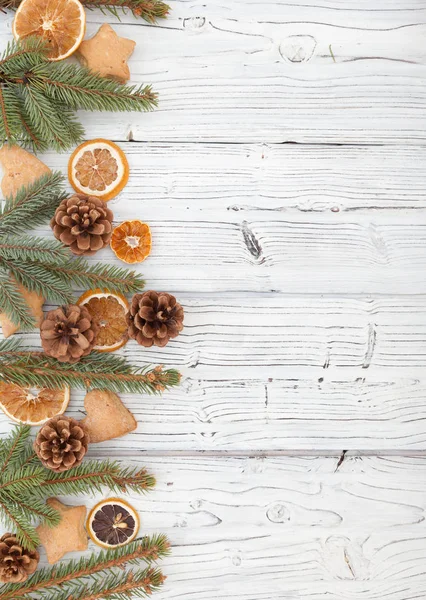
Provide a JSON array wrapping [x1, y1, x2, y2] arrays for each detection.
[[77, 289, 129, 352]]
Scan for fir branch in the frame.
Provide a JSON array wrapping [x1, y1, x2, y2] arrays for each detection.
[[0, 236, 70, 264], [0, 492, 39, 550], [0, 171, 67, 235], [0, 270, 34, 329], [37, 461, 156, 496], [45, 258, 146, 295], [0, 536, 170, 599], [0, 340, 181, 394], [0, 38, 158, 151], [0, 422, 31, 471], [0, 0, 169, 22]]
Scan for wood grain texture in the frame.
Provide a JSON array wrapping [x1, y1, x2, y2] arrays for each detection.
[[2, 2, 426, 144], [54, 455, 426, 600], [9, 144, 426, 295], [34, 143, 426, 214], [1, 295, 426, 451]]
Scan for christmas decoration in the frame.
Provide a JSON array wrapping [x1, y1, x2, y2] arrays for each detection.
[[0, 145, 50, 198], [34, 415, 90, 472], [0, 174, 145, 330], [0, 38, 157, 152], [87, 498, 139, 548], [68, 138, 130, 200], [0, 533, 39, 583], [127, 290, 184, 347], [0, 382, 69, 425], [111, 220, 152, 264], [0, 282, 44, 338], [1, 0, 170, 23], [0, 424, 157, 550], [40, 304, 98, 363], [36, 499, 87, 563], [77, 24, 136, 83], [0, 535, 169, 599], [82, 389, 137, 442], [12, 0, 86, 61], [0, 337, 181, 394], [50, 193, 114, 256], [77, 290, 129, 352]]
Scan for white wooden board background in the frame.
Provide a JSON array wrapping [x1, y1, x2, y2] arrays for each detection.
[[1, 1, 426, 598]]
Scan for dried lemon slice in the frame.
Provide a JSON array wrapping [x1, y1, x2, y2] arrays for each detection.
[[87, 498, 140, 549], [68, 139, 129, 201], [110, 220, 152, 264], [77, 289, 129, 352], [13, 0, 86, 62], [0, 383, 70, 425]]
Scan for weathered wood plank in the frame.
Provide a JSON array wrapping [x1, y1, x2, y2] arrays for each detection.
[[26, 143, 426, 214], [55, 455, 426, 599], [2, 295, 426, 452], [2, 2, 426, 143]]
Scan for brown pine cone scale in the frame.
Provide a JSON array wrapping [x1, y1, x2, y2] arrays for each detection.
[[34, 415, 89, 472], [51, 194, 113, 256], [40, 304, 98, 363], [0, 533, 39, 583], [127, 291, 184, 348]]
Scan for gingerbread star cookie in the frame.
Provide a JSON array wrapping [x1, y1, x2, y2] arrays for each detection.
[[0, 145, 51, 198], [36, 498, 88, 563], [77, 24, 136, 83], [81, 389, 137, 443], [0, 280, 44, 338]]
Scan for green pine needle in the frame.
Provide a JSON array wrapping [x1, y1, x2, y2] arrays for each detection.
[[0, 338, 181, 394], [0, 38, 157, 151], [0, 536, 169, 599]]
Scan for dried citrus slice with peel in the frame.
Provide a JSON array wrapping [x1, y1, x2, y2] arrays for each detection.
[[87, 498, 140, 549], [68, 139, 129, 201], [111, 220, 152, 264], [13, 0, 86, 62], [77, 289, 129, 352], [0, 382, 70, 425]]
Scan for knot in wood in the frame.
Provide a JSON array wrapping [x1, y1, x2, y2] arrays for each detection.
[[279, 35, 316, 63]]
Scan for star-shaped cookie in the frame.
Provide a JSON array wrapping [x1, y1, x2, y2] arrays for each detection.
[[77, 24, 136, 83], [36, 498, 88, 563]]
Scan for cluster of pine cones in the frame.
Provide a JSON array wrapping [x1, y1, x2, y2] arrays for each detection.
[[40, 291, 184, 363]]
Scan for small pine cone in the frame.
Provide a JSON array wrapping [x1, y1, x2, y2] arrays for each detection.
[[50, 194, 113, 256], [127, 291, 184, 347], [40, 304, 98, 363], [34, 415, 89, 472], [0, 533, 39, 583]]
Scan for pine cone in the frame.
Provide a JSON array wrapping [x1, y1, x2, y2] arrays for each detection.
[[50, 194, 113, 256], [40, 305, 98, 363], [0, 533, 39, 583], [127, 291, 184, 347], [34, 415, 89, 472]]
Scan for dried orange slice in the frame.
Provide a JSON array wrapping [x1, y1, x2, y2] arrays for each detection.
[[13, 0, 86, 62], [87, 498, 140, 549], [0, 383, 70, 425], [68, 139, 129, 201], [77, 289, 129, 352], [111, 220, 152, 264]]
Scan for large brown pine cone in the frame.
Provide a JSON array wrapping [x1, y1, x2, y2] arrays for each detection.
[[0, 533, 39, 583], [34, 415, 89, 472], [50, 194, 113, 256], [40, 304, 98, 363], [127, 291, 184, 347]]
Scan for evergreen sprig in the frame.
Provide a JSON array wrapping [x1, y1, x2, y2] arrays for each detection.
[[0, 174, 145, 327], [0, 425, 161, 550], [0, 535, 170, 599], [0, 38, 157, 151], [0, 338, 181, 394], [0, 0, 169, 23]]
